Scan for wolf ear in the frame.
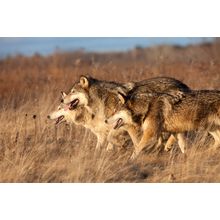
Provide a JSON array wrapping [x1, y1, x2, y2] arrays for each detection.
[[118, 92, 126, 104], [80, 75, 89, 88], [61, 91, 67, 98], [115, 87, 128, 97], [123, 82, 135, 91]]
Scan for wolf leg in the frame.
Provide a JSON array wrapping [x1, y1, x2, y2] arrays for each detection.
[[164, 134, 177, 151], [155, 135, 162, 149], [106, 130, 117, 151], [95, 135, 106, 150], [176, 133, 186, 153], [209, 130, 220, 149], [130, 126, 157, 160], [106, 142, 114, 151]]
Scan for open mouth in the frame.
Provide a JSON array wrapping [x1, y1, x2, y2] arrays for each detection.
[[55, 115, 65, 125], [69, 99, 79, 110], [114, 118, 123, 129]]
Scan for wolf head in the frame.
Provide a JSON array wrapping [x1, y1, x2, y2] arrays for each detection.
[[105, 92, 134, 130], [106, 109, 133, 130], [47, 103, 73, 125], [48, 90, 93, 126], [61, 75, 94, 110]]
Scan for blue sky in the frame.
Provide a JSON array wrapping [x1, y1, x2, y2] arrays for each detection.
[[0, 37, 214, 58]]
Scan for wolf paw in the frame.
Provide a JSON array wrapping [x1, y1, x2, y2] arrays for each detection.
[[106, 143, 114, 151], [164, 145, 172, 152], [130, 151, 138, 160]]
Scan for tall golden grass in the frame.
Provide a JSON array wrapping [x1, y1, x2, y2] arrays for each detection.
[[1, 41, 220, 182]]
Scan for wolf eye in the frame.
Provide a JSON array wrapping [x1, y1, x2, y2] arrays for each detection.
[[58, 107, 61, 110]]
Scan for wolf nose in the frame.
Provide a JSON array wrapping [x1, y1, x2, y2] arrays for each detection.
[[105, 119, 108, 124], [47, 115, 51, 119]]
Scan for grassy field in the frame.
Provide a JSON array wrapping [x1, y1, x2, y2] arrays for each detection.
[[1, 40, 220, 182]]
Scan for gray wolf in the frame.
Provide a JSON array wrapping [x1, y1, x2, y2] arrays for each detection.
[[106, 90, 220, 159]]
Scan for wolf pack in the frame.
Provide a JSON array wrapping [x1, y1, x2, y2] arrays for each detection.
[[48, 75, 220, 160]]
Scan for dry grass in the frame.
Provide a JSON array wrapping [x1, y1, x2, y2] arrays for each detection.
[[1, 40, 220, 182]]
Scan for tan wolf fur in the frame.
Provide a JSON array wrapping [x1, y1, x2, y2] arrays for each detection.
[[60, 75, 190, 151], [49, 90, 131, 150], [107, 90, 220, 159]]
